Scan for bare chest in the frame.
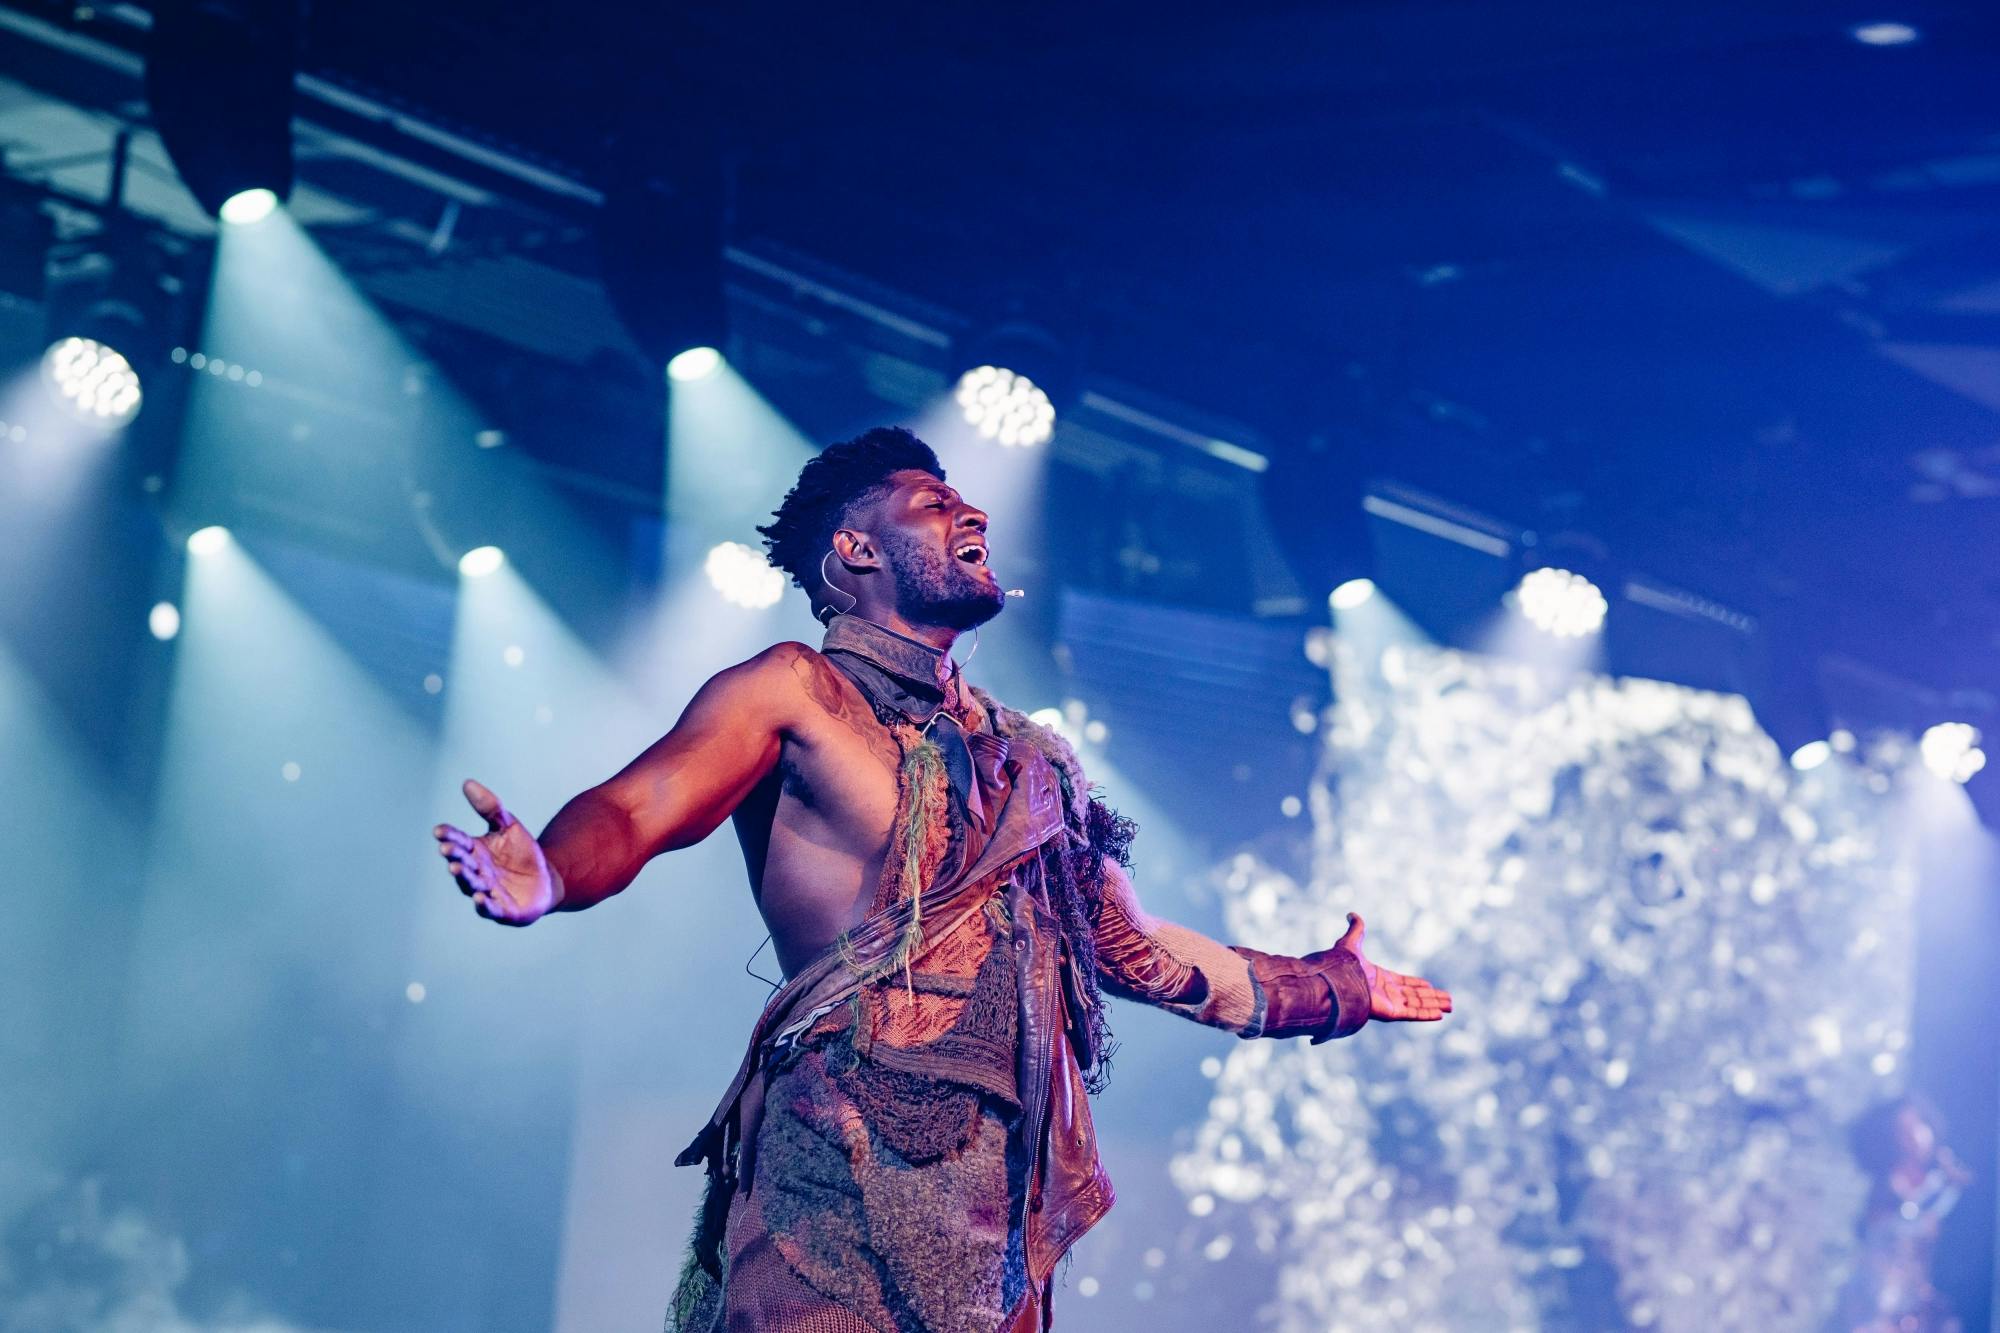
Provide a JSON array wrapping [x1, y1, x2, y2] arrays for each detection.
[[778, 710, 904, 849], [737, 703, 909, 976]]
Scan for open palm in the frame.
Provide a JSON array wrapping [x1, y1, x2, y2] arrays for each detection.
[[432, 779, 559, 925], [1335, 912, 1452, 1021]]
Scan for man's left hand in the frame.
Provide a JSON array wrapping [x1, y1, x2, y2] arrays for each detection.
[[1333, 912, 1453, 1022]]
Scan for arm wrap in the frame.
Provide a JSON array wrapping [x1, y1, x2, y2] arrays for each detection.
[[1091, 861, 1369, 1041], [1229, 943, 1371, 1043]]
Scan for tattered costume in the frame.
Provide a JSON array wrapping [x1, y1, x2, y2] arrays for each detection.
[[669, 616, 1371, 1332]]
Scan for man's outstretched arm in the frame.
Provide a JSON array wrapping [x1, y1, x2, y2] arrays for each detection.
[[431, 644, 801, 925], [1092, 857, 1452, 1040]]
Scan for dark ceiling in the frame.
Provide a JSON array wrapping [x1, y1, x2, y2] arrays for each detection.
[[6, 0, 1992, 708], [287, 0, 2000, 705]]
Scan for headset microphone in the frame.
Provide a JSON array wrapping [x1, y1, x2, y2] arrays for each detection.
[[1005, 588, 1025, 598]]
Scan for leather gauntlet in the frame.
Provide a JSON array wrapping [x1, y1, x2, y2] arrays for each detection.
[[1230, 944, 1371, 1043]]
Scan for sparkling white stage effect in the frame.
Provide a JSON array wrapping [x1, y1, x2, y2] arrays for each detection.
[[1176, 640, 1917, 1331]]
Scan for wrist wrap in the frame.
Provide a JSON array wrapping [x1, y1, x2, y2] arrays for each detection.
[[1231, 944, 1371, 1042]]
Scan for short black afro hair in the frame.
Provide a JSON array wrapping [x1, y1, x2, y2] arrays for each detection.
[[757, 426, 944, 605]]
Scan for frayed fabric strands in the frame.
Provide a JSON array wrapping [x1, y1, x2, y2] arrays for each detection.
[[840, 731, 952, 993]]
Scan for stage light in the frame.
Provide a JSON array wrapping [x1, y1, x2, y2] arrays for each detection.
[[1790, 741, 1831, 772], [1514, 567, 1607, 638], [149, 601, 182, 641], [667, 346, 722, 382], [186, 525, 230, 555], [954, 365, 1056, 447], [457, 545, 505, 578], [146, 0, 296, 218], [1331, 578, 1377, 611], [1919, 723, 1986, 784], [952, 318, 1076, 447], [1851, 21, 1918, 45], [1026, 705, 1098, 746], [703, 540, 784, 609], [598, 146, 727, 370], [219, 188, 278, 226], [40, 337, 144, 427], [42, 228, 186, 428]]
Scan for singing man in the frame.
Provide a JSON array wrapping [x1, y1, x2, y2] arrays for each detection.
[[433, 427, 1452, 1332]]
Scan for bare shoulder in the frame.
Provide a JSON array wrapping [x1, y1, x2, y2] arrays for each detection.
[[759, 641, 901, 761], [734, 639, 818, 681], [701, 642, 863, 729], [670, 641, 812, 726]]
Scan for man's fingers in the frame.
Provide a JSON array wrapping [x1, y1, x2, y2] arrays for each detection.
[[447, 858, 485, 896], [473, 890, 526, 927], [435, 826, 475, 855], [1412, 978, 1452, 1012], [462, 778, 513, 833], [1376, 969, 1453, 1022], [1388, 992, 1446, 1021]]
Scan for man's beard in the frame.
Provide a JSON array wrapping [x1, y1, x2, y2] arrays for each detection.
[[882, 528, 1007, 631]]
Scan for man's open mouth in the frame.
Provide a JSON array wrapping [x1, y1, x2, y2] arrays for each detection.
[[953, 541, 989, 567]]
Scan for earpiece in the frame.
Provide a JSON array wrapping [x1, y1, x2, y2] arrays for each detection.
[[819, 548, 861, 622]]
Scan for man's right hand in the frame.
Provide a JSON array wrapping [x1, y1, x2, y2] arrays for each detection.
[[433, 779, 561, 926]]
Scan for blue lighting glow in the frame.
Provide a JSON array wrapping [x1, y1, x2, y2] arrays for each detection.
[[1330, 578, 1377, 611], [703, 540, 784, 608], [1850, 21, 1919, 45], [954, 365, 1055, 447], [458, 545, 505, 578], [148, 601, 182, 641], [219, 188, 279, 226], [185, 525, 230, 556], [42, 337, 143, 426], [667, 346, 723, 382], [1514, 567, 1608, 638], [1920, 722, 1986, 784]]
